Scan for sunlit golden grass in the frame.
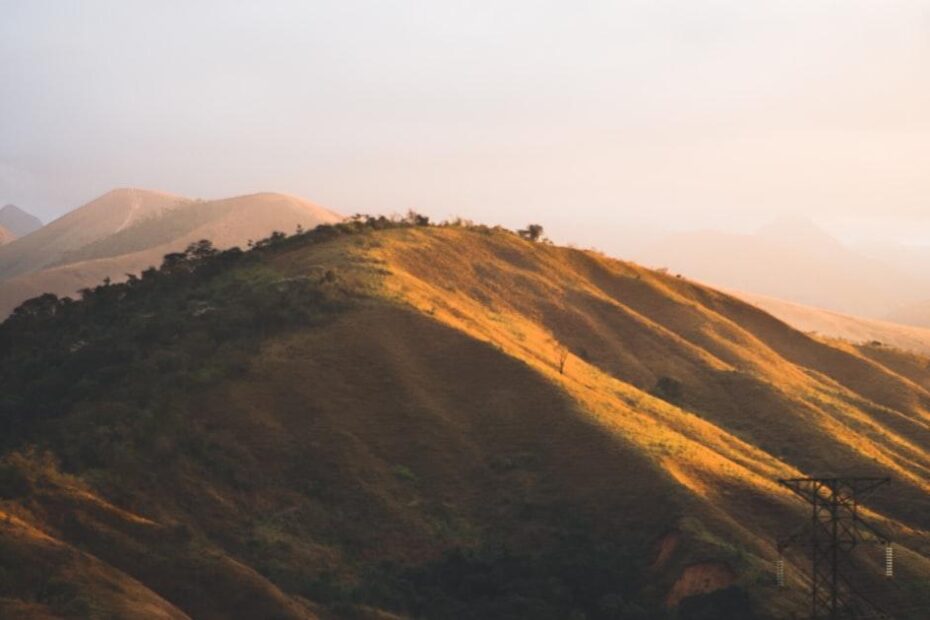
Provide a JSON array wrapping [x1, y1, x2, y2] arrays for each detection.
[[345, 226, 930, 558], [371, 230, 798, 495]]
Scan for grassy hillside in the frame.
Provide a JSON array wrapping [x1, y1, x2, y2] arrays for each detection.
[[2, 218, 930, 619]]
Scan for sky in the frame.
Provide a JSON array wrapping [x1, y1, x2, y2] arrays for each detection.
[[2, 0, 930, 250]]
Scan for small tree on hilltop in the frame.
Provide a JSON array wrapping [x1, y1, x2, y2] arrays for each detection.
[[404, 210, 430, 226], [186, 239, 217, 261], [518, 224, 544, 242]]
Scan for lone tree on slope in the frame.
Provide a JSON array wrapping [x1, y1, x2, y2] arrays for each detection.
[[554, 342, 569, 375], [518, 224, 544, 242]]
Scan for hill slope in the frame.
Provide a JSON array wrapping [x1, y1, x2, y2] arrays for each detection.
[[2, 220, 930, 619], [0, 204, 43, 238], [0, 189, 341, 316]]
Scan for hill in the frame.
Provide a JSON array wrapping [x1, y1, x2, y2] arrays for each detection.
[[0, 189, 341, 316], [633, 216, 927, 320], [0, 189, 194, 281], [0, 204, 43, 238], [3, 218, 930, 619]]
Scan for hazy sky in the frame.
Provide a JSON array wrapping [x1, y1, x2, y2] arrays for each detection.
[[2, 1, 930, 248]]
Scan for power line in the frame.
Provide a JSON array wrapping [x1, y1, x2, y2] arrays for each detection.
[[776, 477, 893, 619]]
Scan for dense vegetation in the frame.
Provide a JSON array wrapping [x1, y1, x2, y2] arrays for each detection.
[[0, 215, 428, 442]]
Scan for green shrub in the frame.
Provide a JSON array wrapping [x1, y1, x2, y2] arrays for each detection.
[[391, 465, 417, 483]]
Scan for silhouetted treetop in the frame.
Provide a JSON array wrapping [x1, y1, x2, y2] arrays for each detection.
[[518, 224, 544, 241]]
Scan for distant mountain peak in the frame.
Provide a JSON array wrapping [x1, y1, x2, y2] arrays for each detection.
[[755, 214, 841, 248], [0, 204, 43, 237], [1, 203, 37, 218]]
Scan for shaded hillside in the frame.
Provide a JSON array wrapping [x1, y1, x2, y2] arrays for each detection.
[[0, 189, 341, 316], [0, 204, 42, 238], [3, 219, 930, 619]]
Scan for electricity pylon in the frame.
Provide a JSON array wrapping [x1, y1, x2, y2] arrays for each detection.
[[776, 477, 892, 619]]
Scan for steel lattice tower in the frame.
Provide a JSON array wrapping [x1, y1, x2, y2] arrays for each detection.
[[777, 477, 892, 619]]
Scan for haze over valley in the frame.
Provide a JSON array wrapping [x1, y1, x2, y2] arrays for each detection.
[[626, 215, 930, 330]]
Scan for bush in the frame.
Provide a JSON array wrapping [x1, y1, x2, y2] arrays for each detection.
[[651, 377, 683, 404], [391, 465, 417, 483], [518, 224, 545, 242]]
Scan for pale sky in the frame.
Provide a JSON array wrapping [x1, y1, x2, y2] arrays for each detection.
[[2, 1, 930, 249]]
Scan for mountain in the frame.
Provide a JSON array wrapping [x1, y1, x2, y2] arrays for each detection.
[[0, 189, 192, 280], [632, 216, 926, 320], [755, 213, 844, 250], [0, 188, 342, 316], [0, 225, 15, 246], [0, 204, 43, 238], [3, 218, 930, 619]]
